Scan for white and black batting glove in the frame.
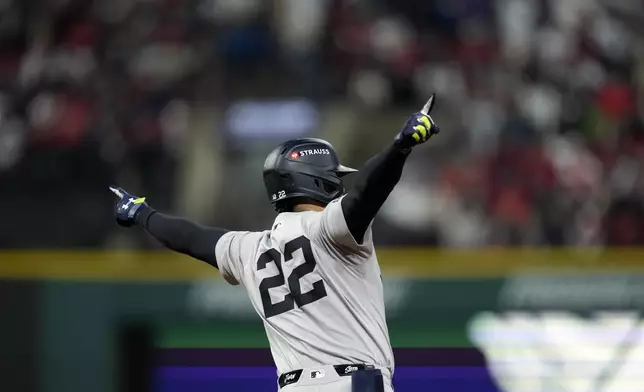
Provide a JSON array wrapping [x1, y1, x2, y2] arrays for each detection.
[[109, 186, 148, 228], [394, 94, 440, 150]]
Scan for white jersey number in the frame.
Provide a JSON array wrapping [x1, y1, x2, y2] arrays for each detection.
[[257, 236, 328, 318]]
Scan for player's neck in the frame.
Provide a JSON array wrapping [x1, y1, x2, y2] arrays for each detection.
[[292, 203, 325, 212]]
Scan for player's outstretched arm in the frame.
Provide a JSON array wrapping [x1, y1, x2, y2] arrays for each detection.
[[341, 94, 440, 244], [109, 187, 227, 268]]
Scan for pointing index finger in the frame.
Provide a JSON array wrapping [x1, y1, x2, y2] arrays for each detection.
[[109, 186, 124, 198], [420, 94, 435, 115]]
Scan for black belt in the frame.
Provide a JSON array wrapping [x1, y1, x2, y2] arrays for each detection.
[[278, 364, 370, 389]]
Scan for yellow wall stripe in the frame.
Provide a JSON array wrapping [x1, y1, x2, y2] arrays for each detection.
[[0, 249, 642, 281]]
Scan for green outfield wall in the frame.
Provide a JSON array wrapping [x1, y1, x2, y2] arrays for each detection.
[[1, 249, 643, 392]]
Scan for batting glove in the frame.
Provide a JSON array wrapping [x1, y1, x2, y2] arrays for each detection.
[[394, 94, 440, 150], [109, 186, 148, 227]]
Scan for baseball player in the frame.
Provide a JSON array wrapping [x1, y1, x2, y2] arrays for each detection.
[[110, 95, 440, 392]]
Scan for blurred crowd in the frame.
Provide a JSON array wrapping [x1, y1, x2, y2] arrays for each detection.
[[1, 0, 644, 248]]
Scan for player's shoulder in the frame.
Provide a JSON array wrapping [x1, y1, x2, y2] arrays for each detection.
[[218, 230, 270, 253], [213, 229, 271, 286], [222, 229, 269, 240]]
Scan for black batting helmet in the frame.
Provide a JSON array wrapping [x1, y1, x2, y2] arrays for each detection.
[[263, 138, 357, 211]]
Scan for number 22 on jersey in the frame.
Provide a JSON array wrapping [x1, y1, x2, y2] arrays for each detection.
[[257, 235, 328, 318]]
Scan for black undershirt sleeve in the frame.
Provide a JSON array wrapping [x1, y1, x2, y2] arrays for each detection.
[[341, 143, 410, 244], [135, 207, 227, 268]]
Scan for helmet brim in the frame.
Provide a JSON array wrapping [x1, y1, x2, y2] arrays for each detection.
[[336, 164, 358, 177]]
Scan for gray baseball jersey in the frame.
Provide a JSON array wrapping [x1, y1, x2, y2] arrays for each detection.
[[215, 196, 395, 377]]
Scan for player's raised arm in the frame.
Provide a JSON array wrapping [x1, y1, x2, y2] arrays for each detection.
[[109, 187, 227, 268], [341, 94, 440, 244]]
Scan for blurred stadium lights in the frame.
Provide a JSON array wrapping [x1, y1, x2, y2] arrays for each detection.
[[470, 311, 644, 392]]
